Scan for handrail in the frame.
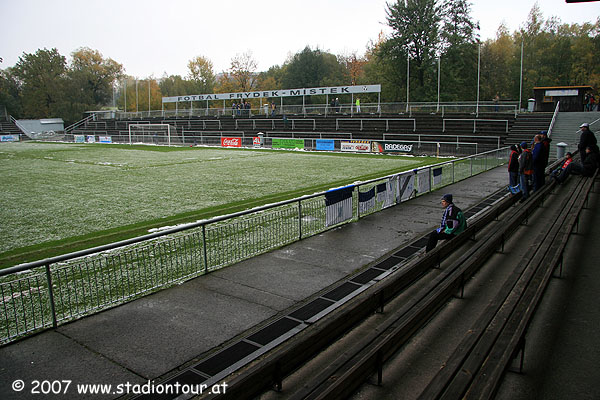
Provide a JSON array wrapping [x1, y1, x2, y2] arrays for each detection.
[[65, 113, 96, 133], [9, 115, 31, 136], [547, 101, 560, 137]]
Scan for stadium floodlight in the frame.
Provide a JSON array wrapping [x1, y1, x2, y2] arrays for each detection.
[[128, 124, 173, 146]]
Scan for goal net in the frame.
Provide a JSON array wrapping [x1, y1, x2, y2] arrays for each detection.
[[127, 124, 178, 146]]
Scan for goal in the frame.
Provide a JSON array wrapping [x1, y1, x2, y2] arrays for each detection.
[[127, 123, 176, 146]]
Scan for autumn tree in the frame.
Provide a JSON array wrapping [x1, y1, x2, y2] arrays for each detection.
[[339, 51, 367, 86], [187, 55, 215, 93], [217, 51, 258, 93], [70, 47, 123, 105]]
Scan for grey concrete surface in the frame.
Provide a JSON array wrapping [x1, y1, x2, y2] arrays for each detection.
[[0, 166, 523, 400]]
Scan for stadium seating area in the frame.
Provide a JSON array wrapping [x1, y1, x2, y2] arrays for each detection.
[[4, 111, 554, 153]]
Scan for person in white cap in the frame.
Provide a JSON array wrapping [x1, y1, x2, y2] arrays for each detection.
[[578, 122, 599, 162]]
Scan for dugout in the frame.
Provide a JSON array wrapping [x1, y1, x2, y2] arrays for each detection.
[[532, 85, 593, 112]]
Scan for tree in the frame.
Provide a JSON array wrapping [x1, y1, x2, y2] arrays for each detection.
[[280, 46, 347, 89], [0, 68, 22, 117], [187, 55, 215, 93], [438, 0, 479, 101], [386, 0, 441, 94], [480, 25, 519, 103], [69, 47, 123, 105], [218, 51, 258, 93], [339, 51, 367, 86], [13, 48, 67, 118], [363, 32, 408, 102]]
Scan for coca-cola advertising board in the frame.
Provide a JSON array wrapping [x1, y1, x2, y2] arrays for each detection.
[[221, 137, 242, 148]]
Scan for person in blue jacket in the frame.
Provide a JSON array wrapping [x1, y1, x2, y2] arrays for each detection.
[[426, 194, 467, 253], [532, 134, 546, 192]]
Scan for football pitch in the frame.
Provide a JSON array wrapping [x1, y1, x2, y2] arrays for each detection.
[[0, 142, 437, 267]]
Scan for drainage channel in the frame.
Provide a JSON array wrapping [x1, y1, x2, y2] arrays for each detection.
[[131, 189, 508, 400]]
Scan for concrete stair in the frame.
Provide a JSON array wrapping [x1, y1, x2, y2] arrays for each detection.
[[504, 113, 553, 147], [548, 112, 600, 160]]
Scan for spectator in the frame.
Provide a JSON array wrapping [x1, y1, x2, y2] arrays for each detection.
[[549, 152, 573, 179], [508, 144, 520, 193], [554, 147, 600, 183], [540, 131, 551, 168], [532, 134, 546, 192], [426, 194, 467, 253], [578, 123, 599, 162], [518, 141, 533, 202]]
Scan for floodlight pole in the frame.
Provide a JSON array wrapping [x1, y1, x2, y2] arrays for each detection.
[[476, 43, 481, 117], [437, 57, 441, 113], [135, 78, 139, 113], [519, 39, 524, 111], [406, 53, 410, 114]]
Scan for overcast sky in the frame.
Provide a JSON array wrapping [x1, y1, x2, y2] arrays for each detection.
[[1, 0, 598, 79]]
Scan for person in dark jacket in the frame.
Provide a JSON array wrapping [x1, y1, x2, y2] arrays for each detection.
[[508, 144, 520, 193], [578, 123, 599, 162], [426, 194, 467, 252], [532, 134, 546, 192], [540, 131, 551, 168], [554, 147, 600, 183]]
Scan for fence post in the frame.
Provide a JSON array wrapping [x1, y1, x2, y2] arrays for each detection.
[[470, 157, 474, 177], [298, 200, 303, 240], [202, 224, 209, 274], [45, 264, 58, 329], [452, 160, 456, 183]]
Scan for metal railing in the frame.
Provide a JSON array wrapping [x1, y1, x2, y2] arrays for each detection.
[[87, 102, 521, 122], [548, 101, 560, 137], [65, 113, 96, 133], [442, 118, 509, 133], [0, 147, 509, 345]]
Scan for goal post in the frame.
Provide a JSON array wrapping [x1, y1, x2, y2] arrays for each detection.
[[127, 124, 175, 146]]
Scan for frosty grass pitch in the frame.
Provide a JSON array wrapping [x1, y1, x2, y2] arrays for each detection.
[[0, 142, 435, 267]]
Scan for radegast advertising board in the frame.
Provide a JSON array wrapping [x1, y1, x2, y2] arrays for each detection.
[[371, 141, 414, 154]]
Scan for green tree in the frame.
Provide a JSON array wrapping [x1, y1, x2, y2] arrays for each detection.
[[386, 0, 441, 97], [280, 46, 348, 89], [13, 48, 67, 118], [0, 67, 22, 117], [439, 0, 479, 101], [364, 35, 408, 102]]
